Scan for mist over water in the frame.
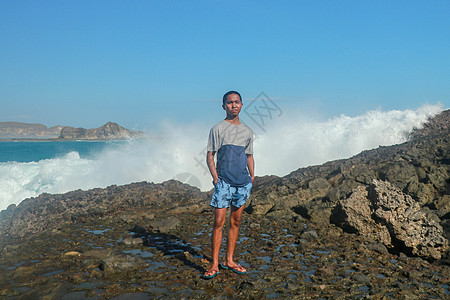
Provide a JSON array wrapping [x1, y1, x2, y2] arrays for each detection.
[[0, 104, 443, 211], [255, 105, 443, 176]]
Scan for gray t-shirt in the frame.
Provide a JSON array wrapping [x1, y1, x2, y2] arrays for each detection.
[[207, 120, 253, 186]]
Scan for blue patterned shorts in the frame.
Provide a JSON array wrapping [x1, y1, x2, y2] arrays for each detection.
[[210, 178, 252, 209]]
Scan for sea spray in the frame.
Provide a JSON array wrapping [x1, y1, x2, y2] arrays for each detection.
[[0, 104, 443, 211], [255, 104, 443, 175]]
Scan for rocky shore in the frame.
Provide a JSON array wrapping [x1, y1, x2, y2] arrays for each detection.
[[0, 110, 448, 299]]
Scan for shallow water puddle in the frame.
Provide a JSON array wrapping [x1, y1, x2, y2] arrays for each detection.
[[280, 252, 294, 260], [123, 249, 154, 258], [86, 228, 111, 235], [345, 269, 356, 276], [261, 233, 271, 240], [256, 256, 272, 263], [303, 269, 316, 282], [42, 269, 64, 277], [75, 281, 105, 289], [237, 236, 249, 244], [358, 285, 370, 293], [87, 243, 104, 249], [145, 233, 202, 259], [276, 244, 285, 251], [13, 287, 31, 293], [6, 261, 25, 270], [146, 260, 167, 271], [266, 291, 282, 298], [315, 250, 332, 255]]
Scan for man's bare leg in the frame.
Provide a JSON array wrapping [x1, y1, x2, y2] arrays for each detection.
[[224, 205, 247, 272], [203, 208, 227, 277]]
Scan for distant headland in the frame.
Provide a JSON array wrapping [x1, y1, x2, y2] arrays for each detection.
[[0, 121, 142, 141]]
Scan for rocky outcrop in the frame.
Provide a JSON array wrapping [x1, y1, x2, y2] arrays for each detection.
[[246, 111, 449, 247], [0, 180, 207, 237], [247, 132, 449, 218], [58, 122, 135, 140], [0, 122, 62, 139], [331, 180, 448, 260]]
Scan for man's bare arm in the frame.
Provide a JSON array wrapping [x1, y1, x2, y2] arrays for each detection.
[[247, 154, 255, 183], [206, 151, 219, 186]]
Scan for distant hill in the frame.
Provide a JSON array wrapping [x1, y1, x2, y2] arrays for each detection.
[[0, 122, 63, 139], [58, 122, 134, 140], [0, 121, 139, 140]]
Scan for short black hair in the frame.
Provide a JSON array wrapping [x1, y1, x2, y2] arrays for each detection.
[[222, 91, 242, 105]]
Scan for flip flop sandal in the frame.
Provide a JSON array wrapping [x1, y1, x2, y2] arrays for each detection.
[[219, 263, 247, 275], [201, 269, 220, 279]]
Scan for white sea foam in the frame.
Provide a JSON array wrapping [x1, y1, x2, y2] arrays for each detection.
[[0, 104, 443, 211]]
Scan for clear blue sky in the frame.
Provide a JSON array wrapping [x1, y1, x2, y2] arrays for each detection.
[[1, 0, 448, 129]]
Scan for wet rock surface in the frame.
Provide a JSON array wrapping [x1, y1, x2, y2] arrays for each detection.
[[1, 207, 449, 299], [0, 110, 449, 298], [0, 209, 450, 299]]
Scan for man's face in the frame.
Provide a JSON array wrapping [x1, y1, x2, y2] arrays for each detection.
[[222, 93, 243, 118]]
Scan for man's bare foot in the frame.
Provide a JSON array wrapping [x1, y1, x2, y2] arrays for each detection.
[[201, 267, 220, 279]]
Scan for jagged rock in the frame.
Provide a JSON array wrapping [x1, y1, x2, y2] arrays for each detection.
[[379, 161, 418, 191], [300, 229, 319, 241], [331, 180, 448, 260], [265, 202, 298, 220], [371, 180, 448, 260], [330, 185, 392, 244], [308, 177, 331, 191]]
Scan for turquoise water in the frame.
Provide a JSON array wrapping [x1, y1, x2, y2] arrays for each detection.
[[0, 140, 134, 210], [0, 141, 122, 163]]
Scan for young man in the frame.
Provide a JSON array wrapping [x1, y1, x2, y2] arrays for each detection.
[[202, 91, 255, 279]]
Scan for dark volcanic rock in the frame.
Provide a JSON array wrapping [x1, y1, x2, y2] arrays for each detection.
[[0, 180, 207, 237]]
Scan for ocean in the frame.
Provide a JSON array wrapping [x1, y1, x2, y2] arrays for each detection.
[[0, 104, 443, 211]]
